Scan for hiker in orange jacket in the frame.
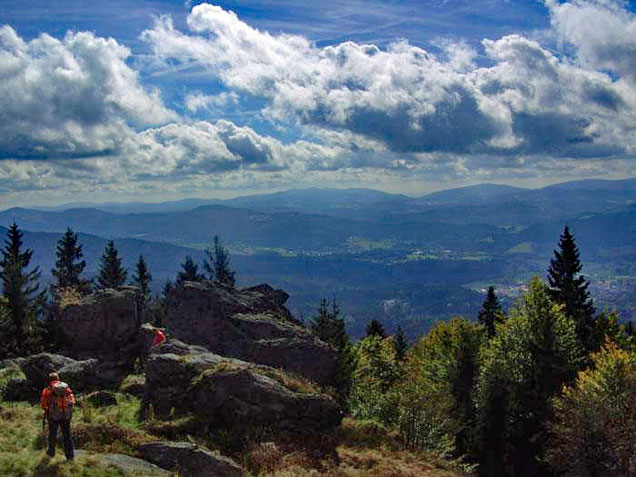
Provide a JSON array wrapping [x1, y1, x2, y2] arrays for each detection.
[[41, 372, 75, 461]]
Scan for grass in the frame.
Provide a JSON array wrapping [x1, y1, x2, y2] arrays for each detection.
[[0, 364, 26, 395], [1, 375, 469, 476], [196, 361, 323, 395], [238, 418, 468, 477], [0, 394, 163, 476], [117, 375, 144, 397]]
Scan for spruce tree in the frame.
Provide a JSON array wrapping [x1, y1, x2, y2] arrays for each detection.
[[0, 223, 42, 353], [52, 227, 86, 291], [478, 286, 505, 338], [366, 319, 387, 338], [132, 255, 152, 301], [476, 278, 581, 475], [176, 256, 204, 284], [97, 240, 127, 289], [309, 298, 353, 406], [547, 225, 595, 349], [392, 325, 409, 361], [310, 298, 347, 348], [204, 235, 235, 287]]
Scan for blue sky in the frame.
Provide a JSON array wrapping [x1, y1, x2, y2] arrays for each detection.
[[0, 0, 633, 206]]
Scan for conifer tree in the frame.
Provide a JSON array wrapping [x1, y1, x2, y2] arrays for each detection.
[[476, 277, 581, 475], [52, 227, 85, 291], [366, 319, 387, 338], [547, 225, 595, 349], [176, 256, 204, 284], [310, 298, 353, 405], [478, 286, 505, 338], [392, 325, 409, 361], [0, 223, 42, 352], [132, 255, 152, 301], [310, 298, 347, 348], [97, 240, 127, 289], [204, 235, 235, 287]]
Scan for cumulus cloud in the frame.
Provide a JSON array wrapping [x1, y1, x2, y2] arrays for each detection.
[[0, 26, 176, 160], [1, 1, 635, 204], [141, 3, 635, 158], [546, 0, 636, 82]]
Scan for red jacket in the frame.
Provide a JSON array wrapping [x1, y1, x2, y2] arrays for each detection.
[[152, 330, 166, 346], [41, 380, 75, 412]]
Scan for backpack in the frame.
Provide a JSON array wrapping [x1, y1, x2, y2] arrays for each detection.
[[48, 381, 73, 421]]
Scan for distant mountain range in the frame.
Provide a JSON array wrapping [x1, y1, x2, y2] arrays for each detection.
[[21, 179, 634, 223], [1, 178, 633, 337]]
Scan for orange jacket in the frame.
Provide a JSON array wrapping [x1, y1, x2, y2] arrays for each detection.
[[41, 380, 75, 412]]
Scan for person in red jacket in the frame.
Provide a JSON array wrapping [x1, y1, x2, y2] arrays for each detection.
[[151, 328, 166, 347], [41, 372, 75, 461]]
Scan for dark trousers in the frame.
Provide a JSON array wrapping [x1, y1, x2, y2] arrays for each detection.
[[47, 419, 74, 460]]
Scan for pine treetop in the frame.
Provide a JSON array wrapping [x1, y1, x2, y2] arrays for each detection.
[[204, 235, 236, 287], [0, 223, 42, 348], [478, 286, 505, 338], [547, 225, 595, 349], [52, 227, 85, 290], [392, 325, 409, 361], [366, 319, 387, 338], [132, 254, 152, 299], [97, 240, 127, 289], [177, 256, 204, 284]]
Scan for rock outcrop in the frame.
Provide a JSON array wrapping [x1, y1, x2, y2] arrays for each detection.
[[138, 441, 245, 477], [74, 450, 171, 476], [3, 353, 124, 400], [58, 287, 141, 366], [164, 282, 337, 384], [144, 349, 342, 436]]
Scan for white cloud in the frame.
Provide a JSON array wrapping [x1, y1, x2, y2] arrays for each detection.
[[141, 3, 635, 158], [0, 2, 635, 204], [546, 0, 636, 82], [0, 26, 176, 160]]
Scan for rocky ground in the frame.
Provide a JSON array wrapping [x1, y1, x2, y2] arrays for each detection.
[[0, 282, 465, 476]]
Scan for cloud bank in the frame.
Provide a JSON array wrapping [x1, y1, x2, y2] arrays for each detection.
[[142, 1, 635, 157], [0, 0, 634, 204]]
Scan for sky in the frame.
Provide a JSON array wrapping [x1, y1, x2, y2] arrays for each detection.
[[0, 0, 634, 207]]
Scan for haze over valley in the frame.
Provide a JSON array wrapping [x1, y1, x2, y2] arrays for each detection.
[[3, 178, 633, 337]]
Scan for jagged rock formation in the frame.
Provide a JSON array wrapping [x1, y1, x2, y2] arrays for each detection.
[[138, 441, 245, 477], [2, 281, 344, 472], [2, 353, 123, 400], [164, 282, 337, 384], [59, 287, 141, 365], [144, 348, 342, 436]]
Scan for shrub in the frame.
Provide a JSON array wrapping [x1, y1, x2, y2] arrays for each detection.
[[349, 335, 401, 425], [548, 340, 636, 475]]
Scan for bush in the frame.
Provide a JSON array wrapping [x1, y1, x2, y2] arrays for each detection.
[[548, 340, 636, 475], [399, 318, 485, 457], [349, 335, 401, 425]]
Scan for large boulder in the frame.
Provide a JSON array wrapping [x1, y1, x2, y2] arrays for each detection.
[[144, 350, 342, 436], [58, 287, 141, 365], [20, 353, 76, 386], [164, 282, 337, 384], [138, 441, 245, 477], [4, 353, 126, 400]]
